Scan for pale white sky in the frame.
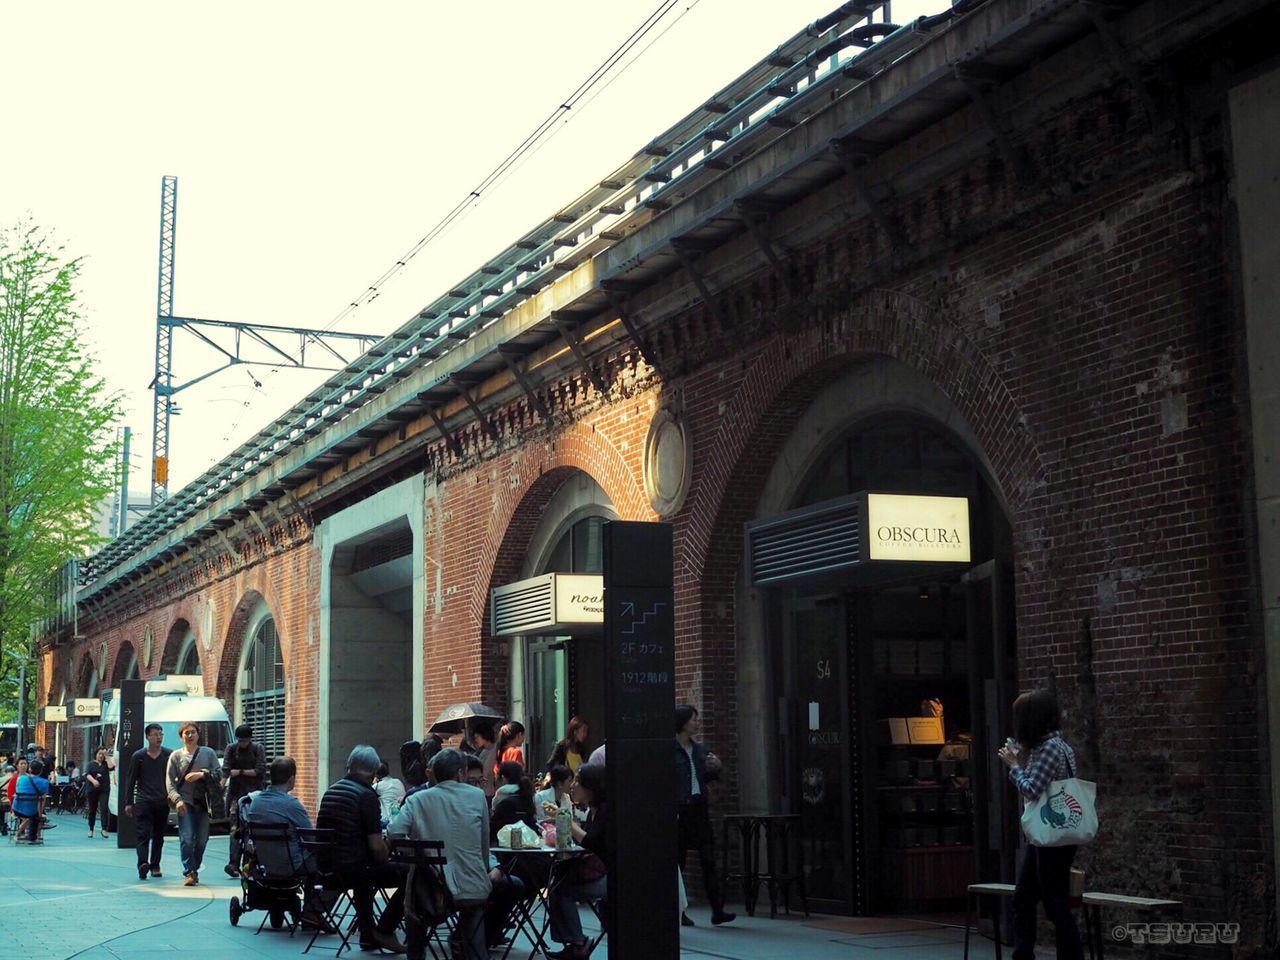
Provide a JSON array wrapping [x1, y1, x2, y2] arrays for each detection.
[[3, 1, 933, 497]]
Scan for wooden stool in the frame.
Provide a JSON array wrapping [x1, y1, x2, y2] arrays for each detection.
[[964, 883, 1015, 960]]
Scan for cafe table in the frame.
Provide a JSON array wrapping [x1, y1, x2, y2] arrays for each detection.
[[492, 843, 588, 960]]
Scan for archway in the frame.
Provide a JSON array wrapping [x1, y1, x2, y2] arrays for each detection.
[[159, 618, 201, 676], [109, 642, 139, 689], [486, 468, 619, 769]]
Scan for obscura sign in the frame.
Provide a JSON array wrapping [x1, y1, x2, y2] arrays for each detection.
[[866, 493, 971, 563]]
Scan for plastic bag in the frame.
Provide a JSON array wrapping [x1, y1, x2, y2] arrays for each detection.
[[497, 822, 542, 848]]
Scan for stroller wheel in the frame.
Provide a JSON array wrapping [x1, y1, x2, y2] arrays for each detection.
[[229, 896, 242, 926], [269, 908, 285, 930]]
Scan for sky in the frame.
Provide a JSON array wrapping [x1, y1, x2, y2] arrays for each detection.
[[2, 0, 934, 503]]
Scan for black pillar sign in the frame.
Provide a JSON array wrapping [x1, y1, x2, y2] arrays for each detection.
[[603, 521, 678, 960], [117, 679, 145, 849]]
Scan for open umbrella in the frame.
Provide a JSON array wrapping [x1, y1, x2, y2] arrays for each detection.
[[428, 702, 505, 735]]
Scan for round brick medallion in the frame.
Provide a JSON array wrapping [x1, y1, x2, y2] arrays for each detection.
[[643, 410, 691, 517]]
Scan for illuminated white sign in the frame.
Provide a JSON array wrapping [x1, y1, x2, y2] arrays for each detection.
[[867, 494, 971, 563], [42, 705, 68, 723], [70, 698, 102, 718], [553, 574, 604, 624]]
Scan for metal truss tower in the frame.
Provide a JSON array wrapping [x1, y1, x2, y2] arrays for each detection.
[[151, 176, 178, 503], [148, 176, 382, 504]]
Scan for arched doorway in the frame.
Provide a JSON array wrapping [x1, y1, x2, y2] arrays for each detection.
[[238, 605, 285, 762], [504, 470, 616, 773], [739, 361, 1017, 917]]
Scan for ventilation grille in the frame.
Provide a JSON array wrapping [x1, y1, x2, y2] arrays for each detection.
[[748, 496, 862, 586], [241, 689, 286, 761], [492, 576, 555, 635]]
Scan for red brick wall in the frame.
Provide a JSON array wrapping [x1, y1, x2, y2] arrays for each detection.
[[47, 69, 1271, 950]]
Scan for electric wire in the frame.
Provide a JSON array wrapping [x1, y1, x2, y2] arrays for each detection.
[[212, 0, 692, 449]]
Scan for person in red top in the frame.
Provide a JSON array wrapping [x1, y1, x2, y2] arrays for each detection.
[[6, 758, 28, 807], [492, 721, 526, 778]]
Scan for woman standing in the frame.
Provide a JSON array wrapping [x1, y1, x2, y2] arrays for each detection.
[[493, 721, 526, 778], [85, 747, 112, 838], [166, 721, 222, 885], [675, 704, 734, 926], [997, 689, 1084, 960], [546, 717, 590, 775]]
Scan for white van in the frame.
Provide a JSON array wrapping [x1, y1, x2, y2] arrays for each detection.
[[84, 676, 234, 825]]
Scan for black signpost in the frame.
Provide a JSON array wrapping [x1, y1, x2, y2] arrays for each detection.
[[603, 521, 678, 959], [116, 679, 144, 849]]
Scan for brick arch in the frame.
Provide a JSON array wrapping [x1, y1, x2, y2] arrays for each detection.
[[216, 590, 268, 701], [468, 419, 654, 635], [109, 640, 138, 688], [74, 652, 96, 698], [158, 616, 197, 676], [676, 288, 1047, 768]]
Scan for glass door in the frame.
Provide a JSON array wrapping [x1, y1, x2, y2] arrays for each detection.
[[526, 638, 568, 776], [788, 596, 853, 913]]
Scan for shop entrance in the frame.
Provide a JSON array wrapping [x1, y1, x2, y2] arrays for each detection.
[[780, 567, 1015, 916], [754, 413, 1017, 916]]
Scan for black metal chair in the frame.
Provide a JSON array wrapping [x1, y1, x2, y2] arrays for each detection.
[[388, 838, 456, 960], [298, 827, 357, 956], [233, 819, 306, 936]]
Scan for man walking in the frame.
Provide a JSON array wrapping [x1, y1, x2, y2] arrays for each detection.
[[125, 723, 172, 880], [676, 704, 735, 926], [222, 723, 267, 877]]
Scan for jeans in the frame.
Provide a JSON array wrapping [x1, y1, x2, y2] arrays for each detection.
[[449, 902, 487, 960], [548, 876, 607, 946], [88, 790, 110, 832], [134, 798, 168, 870], [678, 796, 725, 912], [1013, 843, 1083, 960], [177, 804, 211, 877]]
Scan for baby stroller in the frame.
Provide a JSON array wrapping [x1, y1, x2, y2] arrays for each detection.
[[229, 796, 305, 934]]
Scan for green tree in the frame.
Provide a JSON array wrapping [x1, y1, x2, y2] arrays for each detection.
[[0, 222, 120, 725]]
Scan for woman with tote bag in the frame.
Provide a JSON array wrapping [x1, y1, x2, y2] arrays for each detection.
[[997, 689, 1091, 960]]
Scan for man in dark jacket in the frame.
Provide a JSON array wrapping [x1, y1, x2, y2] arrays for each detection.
[[675, 704, 735, 926], [222, 724, 267, 877]]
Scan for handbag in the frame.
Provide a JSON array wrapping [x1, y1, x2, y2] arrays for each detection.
[[1020, 747, 1098, 847]]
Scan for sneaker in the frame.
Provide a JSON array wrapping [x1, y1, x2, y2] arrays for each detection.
[[88, 829, 94, 838], [151, 867, 163, 878], [681, 913, 695, 927], [139, 866, 149, 881], [711, 911, 737, 925], [224, 863, 240, 878], [183, 874, 197, 886]]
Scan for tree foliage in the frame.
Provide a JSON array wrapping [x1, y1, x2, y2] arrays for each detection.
[[0, 222, 121, 720]]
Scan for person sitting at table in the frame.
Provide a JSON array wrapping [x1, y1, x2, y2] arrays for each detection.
[[491, 761, 538, 831], [546, 764, 609, 960], [317, 745, 406, 954], [463, 753, 486, 790], [534, 765, 573, 818], [389, 748, 494, 959]]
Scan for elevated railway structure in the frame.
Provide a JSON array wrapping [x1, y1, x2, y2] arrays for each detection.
[[37, 0, 1280, 944]]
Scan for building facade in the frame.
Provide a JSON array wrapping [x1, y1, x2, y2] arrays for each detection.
[[39, 0, 1280, 952]]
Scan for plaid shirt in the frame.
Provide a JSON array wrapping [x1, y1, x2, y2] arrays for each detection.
[[1009, 730, 1076, 801]]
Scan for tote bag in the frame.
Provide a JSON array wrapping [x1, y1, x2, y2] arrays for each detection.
[[1020, 747, 1098, 847]]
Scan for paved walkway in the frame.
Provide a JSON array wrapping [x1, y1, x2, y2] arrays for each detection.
[[5, 812, 999, 959]]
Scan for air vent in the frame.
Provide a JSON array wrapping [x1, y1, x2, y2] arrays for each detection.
[[492, 577, 555, 635], [747, 495, 862, 586]]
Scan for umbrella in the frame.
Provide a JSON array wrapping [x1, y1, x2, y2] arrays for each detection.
[[429, 702, 505, 735]]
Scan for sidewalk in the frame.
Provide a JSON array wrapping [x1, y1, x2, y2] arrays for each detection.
[[3, 813, 983, 959]]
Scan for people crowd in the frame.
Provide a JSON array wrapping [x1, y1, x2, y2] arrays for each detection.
[[12, 707, 743, 958]]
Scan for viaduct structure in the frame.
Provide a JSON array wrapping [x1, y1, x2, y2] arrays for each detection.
[[37, 0, 1280, 948]]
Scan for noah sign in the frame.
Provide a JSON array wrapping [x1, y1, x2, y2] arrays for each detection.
[[867, 493, 971, 563]]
